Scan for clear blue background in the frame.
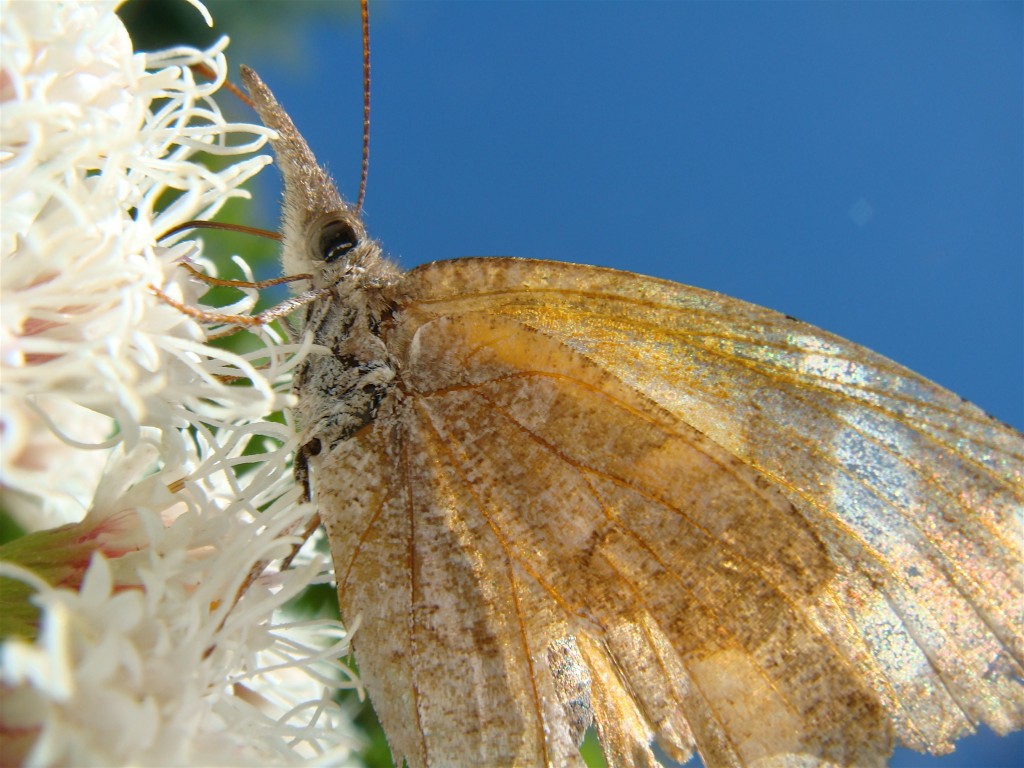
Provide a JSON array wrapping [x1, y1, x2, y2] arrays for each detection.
[[240, 2, 1022, 766]]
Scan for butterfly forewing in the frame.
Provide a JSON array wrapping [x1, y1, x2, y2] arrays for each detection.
[[391, 258, 1024, 757]]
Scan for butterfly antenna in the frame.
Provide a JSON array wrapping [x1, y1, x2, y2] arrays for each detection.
[[356, 0, 371, 213]]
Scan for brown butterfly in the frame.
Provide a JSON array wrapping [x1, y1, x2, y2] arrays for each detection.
[[233, 47, 1023, 768]]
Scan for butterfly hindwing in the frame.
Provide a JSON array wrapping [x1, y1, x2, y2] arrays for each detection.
[[318, 381, 586, 767]]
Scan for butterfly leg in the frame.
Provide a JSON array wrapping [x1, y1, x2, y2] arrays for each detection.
[[149, 282, 332, 329], [220, 438, 323, 614], [177, 262, 311, 291], [278, 439, 324, 572]]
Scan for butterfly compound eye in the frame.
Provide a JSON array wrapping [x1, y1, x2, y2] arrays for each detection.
[[319, 219, 359, 263]]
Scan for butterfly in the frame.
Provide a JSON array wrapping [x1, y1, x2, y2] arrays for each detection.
[[232, 40, 1024, 768]]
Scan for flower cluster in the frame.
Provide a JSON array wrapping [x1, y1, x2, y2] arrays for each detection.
[[0, 2, 357, 764]]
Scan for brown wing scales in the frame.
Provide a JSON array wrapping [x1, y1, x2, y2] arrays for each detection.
[[335, 257, 1024, 766]]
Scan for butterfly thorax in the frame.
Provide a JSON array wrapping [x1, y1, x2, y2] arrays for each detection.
[[292, 227, 402, 454]]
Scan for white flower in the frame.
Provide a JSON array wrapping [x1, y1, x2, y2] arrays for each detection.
[[0, 2, 358, 765], [2, 436, 357, 767], [1, 0, 272, 528]]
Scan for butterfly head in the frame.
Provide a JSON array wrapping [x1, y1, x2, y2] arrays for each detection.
[[240, 65, 388, 289]]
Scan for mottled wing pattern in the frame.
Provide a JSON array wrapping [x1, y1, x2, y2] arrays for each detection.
[[318, 389, 587, 767], [318, 257, 1023, 768]]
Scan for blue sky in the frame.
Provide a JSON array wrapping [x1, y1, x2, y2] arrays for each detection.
[[239, 2, 1022, 766]]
